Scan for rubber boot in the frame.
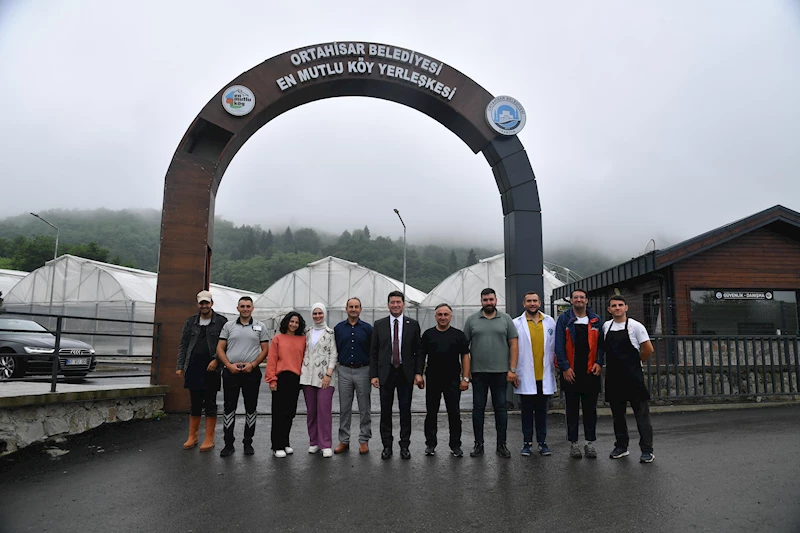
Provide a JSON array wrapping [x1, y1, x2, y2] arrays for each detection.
[[200, 417, 217, 452], [183, 415, 201, 449]]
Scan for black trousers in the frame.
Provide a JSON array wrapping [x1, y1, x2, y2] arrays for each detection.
[[424, 376, 461, 449], [189, 388, 217, 417], [271, 371, 301, 451], [564, 390, 598, 442], [379, 365, 413, 448], [610, 399, 654, 453], [223, 368, 261, 446]]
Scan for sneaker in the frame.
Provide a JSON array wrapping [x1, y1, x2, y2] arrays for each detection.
[[322, 448, 333, 458], [220, 445, 235, 458], [538, 443, 552, 456], [308, 445, 320, 454], [450, 447, 463, 458], [273, 449, 287, 458], [470, 443, 484, 457], [610, 446, 630, 459], [570, 442, 582, 459], [425, 445, 436, 456], [520, 443, 533, 456], [496, 444, 511, 458], [584, 442, 597, 459], [243, 443, 255, 456], [640, 452, 655, 463], [284, 447, 294, 455]]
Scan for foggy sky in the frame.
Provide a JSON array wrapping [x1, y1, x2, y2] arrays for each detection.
[[1, 1, 799, 259]]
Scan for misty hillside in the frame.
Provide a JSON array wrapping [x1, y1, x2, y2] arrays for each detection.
[[0, 209, 626, 293]]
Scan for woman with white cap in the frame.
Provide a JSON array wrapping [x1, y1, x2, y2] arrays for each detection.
[[300, 302, 338, 458]]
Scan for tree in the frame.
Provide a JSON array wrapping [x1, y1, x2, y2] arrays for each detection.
[[63, 241, 111, 263], [448, 249, 457, 272], [466, 248, 478, 267], [363, 225, 371, 240]]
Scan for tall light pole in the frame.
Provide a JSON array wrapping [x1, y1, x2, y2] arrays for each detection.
[[30, 213, 59, 260], [393, 209, 406, 298]]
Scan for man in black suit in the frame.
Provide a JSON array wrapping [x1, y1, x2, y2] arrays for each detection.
[[370, 290, 424, 460]]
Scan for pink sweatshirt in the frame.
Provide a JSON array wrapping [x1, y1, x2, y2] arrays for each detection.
[[264, 333, 306, 383]]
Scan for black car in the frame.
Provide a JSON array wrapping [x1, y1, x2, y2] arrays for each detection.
[[0, 317, 97, 381]]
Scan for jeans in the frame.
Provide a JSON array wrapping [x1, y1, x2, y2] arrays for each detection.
[[610, 399, 653, 453], [424, 375, 462, 449], [471, 372, 508, 445], [520, 381, 550, 444]]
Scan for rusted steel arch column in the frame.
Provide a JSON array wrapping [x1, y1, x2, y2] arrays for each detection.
[[153, 42, 542, 411]]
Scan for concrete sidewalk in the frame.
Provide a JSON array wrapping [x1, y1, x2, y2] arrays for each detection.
[[1, 404, 798, 532]]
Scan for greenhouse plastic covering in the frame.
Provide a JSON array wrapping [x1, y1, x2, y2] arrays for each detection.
[[416, 254, 565, 330], [253, 256, 427, 327], [2, 255, 258, 356], [0, 268, 27, 298]]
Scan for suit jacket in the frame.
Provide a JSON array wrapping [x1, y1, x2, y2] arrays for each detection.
[[370, 315, 424, 385]]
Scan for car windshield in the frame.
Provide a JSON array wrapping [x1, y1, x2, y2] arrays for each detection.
[[0, 318, 51, 334]]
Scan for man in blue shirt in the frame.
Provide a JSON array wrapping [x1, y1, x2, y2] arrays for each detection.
[[333, 297, 374, 455]]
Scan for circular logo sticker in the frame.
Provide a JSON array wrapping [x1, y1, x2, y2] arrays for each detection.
[[222, 85, 256, 116], [486, 95, 526, 136], [765, 291, 773, 300], [715, 292, 723, 300]]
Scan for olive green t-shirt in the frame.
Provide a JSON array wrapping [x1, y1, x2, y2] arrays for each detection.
[[463, 311, 518, 373]]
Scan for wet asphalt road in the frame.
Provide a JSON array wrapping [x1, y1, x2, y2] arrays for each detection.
[[1, 405, 799, 533]]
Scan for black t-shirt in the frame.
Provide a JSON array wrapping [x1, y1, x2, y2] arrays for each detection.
[[421, 326, 469, 380]]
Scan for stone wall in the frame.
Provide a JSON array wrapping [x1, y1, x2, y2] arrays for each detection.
[[0, 395, 164, 456]]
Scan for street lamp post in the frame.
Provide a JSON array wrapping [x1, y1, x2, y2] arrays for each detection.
[[393, 209, 407, 298], [31, 213, 60, 312], [30, 213, 59, 260]]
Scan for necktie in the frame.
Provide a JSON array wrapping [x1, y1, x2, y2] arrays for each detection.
[[392, 318, 400, 368]]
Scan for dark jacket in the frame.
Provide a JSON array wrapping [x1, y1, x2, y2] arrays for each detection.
[[370, 315, 424, 385], [177, 311, 228, 373], [555, 307, 605, 372]]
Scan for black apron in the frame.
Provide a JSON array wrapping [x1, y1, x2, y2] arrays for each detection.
[[561, 323, 601, 395], [604, 319, 650, 402]]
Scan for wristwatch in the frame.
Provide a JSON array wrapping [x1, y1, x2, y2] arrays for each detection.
[[461, 376, 470, 383], [509, 367, 516, 373]]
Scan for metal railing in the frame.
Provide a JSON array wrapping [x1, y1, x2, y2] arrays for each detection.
[[644, 334, 799, 400], [0, 311, 161, 392]]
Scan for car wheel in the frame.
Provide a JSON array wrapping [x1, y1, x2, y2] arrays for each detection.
[[0, 352, 22, 380]]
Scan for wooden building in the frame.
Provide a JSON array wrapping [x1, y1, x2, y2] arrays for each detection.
[[552, 205, 800, 336]]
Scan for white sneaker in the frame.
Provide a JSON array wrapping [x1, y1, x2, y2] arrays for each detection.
[[308, 445, 320, 454], [284, 447, 294, 455], [322, 448, 333, 458], [273, 450, 287, 458]]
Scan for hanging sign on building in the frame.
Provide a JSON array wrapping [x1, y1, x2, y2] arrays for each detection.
[[714, 290, 773, 300]]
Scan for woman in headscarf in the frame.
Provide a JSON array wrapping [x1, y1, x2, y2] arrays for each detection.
[[300, 302, 338, 458], [264, 311, 307, 458]]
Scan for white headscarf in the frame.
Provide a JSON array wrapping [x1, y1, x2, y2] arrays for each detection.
[[311, 302, 328, 330]]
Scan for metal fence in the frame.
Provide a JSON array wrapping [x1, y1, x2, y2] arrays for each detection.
[[0, 311, 161, 392], [644, 335, 800, 400]]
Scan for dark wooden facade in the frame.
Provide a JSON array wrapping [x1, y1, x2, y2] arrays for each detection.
[[553, 206, 800, 335]]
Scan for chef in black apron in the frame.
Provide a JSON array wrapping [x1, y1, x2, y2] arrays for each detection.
[[603, 295, 655, 463]]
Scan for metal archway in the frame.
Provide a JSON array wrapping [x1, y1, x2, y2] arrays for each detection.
[[154, 41, 542, 410]]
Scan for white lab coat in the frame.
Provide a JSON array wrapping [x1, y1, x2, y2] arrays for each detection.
[[513, 312, 557, 395]]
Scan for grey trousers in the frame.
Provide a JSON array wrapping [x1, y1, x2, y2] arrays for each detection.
[[337, 365, 372, 444]]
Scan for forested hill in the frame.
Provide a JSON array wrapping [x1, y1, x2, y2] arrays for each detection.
[[0, 209, 625, 293]]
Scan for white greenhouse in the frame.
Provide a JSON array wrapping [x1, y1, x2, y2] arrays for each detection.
[[0, 268, 27, 298], [417, 253, 567, 330], [2, 255, 259, 356], [253, 256, 427, 327]]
